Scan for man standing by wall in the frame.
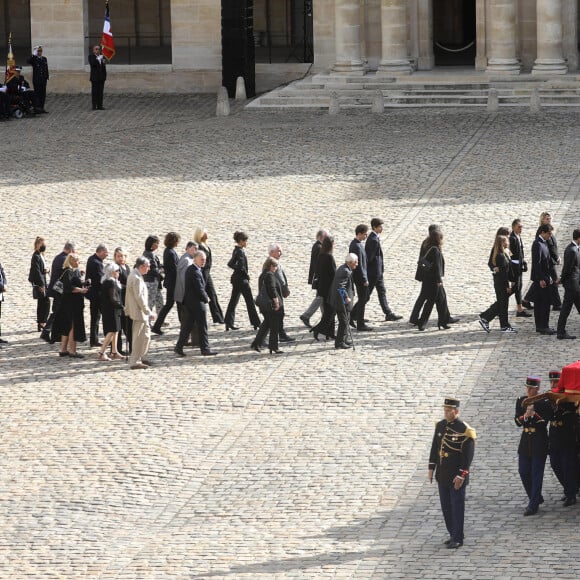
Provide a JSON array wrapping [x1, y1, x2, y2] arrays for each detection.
[[89, 45, 107, 111], [27, 46, 49, 113]]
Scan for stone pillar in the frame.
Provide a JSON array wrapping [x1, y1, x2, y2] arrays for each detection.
[[333, 0, 365, 74], [377, 0, 412, 75], [532, 0, 567, 74], [485, 0, 520, 74], [30, 0, 85, 70]]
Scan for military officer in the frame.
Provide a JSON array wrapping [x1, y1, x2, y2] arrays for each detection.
[[428, 397, 476, 549], [548, 370, 578, 506], [515, 376, 553, 516]]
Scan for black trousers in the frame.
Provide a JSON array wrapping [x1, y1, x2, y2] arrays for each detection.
[[311, 299, 335, 338], [225, 278, 260, 328], [34, 82, 47, 109], [89, 298, 102, 344], [532, 282, 551, 331], [556, 285, 580, 335], [206, 274, 224, 323], [438, 482, 466, 544], [366, 276, 391, 316], [154, 286, 175, 329], [351, 282, 368, 328], [91, 81, 105, 109], [176, 303, 209, 353], [335, 306, 351, 346], [418, 283, 451, 327], [254, 309, 281, 351], [480, 277, 510, 328], [36, 294, 50, 326]]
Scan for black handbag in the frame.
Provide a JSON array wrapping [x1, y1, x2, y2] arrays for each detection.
[[415, 247, 434, 282], [311, 275, 319, 290]]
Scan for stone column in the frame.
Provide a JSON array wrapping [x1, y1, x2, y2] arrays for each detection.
[[377, 0, 412, 75], [485, 0, 520, 74], [532, 0, 567, 74], [333, 0, 365, 74]]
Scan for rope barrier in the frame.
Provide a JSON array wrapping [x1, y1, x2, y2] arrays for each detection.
[[434, 40, 475, 53]]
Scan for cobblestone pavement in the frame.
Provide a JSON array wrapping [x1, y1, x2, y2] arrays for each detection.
[[1, 94, 580, 578]]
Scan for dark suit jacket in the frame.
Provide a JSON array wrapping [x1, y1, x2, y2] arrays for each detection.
[[365, 231, 384, 281], [308, 240, 322, 285], [27, 54, 49, 85], [228, 246, 249, 281], [48, 251, 67, 297], [86, 253, 104, 300], [536, 226, 559, 265], [349, 238, 368, 285], [422, 246, 445, 285], [531, 236, 552, 284], [162, 247, 179, 291], [28, 251, 47, 288], [559, 241, 580, 290], [183, 264, 209, 312], [258, 270, 284, 307], [89, 54, 107, 82], [509, 231, 525, 274], [329, 263, 354, 311]]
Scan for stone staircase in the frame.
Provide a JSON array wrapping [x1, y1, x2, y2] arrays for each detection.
[[246, 72, 580, 110]]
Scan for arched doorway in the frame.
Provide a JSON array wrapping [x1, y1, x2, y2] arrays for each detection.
[[433, 0, 476, 66]]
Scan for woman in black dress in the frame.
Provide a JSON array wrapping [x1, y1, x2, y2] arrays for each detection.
[[195, 227, 225, 324], [251, 257, 284, 354], [310, 235, 337, 341], [28, 236, 50, 331], [51, 253, 88, 358], [224, 231, 261, 331], [417, 229, 450, 331], [97, 263, 124, 361]]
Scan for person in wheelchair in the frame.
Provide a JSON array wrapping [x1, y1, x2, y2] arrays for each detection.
[[7, 67, 42, 115]]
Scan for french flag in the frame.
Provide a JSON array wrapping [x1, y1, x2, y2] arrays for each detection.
[[101, 1, 116, 60]]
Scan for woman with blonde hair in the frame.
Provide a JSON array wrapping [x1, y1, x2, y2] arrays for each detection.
[[194, 227, 224, 324], [478, 235, 516, 333], [51, 253, 88, 357], [28, 236, 50, 332], [97, 263, 124, 361]]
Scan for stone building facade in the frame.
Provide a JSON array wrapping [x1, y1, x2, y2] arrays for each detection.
[[3, 0, 579, 94]]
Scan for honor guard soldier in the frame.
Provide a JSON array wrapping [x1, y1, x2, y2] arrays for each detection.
[[428, 397, 476, 549], [515, 376, 553, 515], [548, 370, 579, 506]]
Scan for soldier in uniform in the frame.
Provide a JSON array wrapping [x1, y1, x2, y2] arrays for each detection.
[[428, 397, 476, 549], [548, 370, 578, 506], [515, 376, 553, 515]]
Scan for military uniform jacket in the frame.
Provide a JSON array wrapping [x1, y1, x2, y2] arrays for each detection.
[[514, 397, 553, 457], [429, 419, 476, 487], [549, 403, 578, 452]]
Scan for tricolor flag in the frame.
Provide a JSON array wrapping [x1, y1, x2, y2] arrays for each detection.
[[5, 33, 16, 83], [101, 1, 116, 60]]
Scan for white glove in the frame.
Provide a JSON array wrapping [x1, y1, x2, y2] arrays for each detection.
[[33, 50, 38, 56]]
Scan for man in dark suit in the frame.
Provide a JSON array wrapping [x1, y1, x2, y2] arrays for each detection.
[[41, 241, 76, 342], [515, 376, 553, 516], [89, 45, 107, 110], [530, 223, 555, 334], [349, 224, 372, 331], [27, 45, 49, 112], [509, 219, 531, 318], [329, 253, 357, 349], [174, 251, 217, 356], [556, 228, 580, 340], [429, 397, 476, 549], [300, 229, 328, 328], [86, 244, 109, 346], [365, 218, 402, 323], [0, 259, 7, 344]]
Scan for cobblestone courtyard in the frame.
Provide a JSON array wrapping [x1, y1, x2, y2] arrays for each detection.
[[1, 96, 579, 578]]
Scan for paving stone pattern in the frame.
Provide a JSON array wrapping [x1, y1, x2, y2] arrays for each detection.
[[1, 94, 579, 578]]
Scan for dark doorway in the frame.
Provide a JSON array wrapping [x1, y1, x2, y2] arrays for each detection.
[[222, 0, 256, 98], [1, 0, 31, 63], [433, 0, 476, 66]]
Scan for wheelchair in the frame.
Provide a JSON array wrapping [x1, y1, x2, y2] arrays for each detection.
[[9, 91, 37, 119]]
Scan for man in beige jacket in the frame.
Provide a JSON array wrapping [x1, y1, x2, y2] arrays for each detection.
[[125, 257, 155, 369]]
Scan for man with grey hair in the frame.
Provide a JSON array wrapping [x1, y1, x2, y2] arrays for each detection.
[[329, 253, 358, 349], [125, 257, 154, 369], [300, 228, 328, 328], [269, 243, 295, 343], [86, 243, 109, 346], [41, 240, 76, 342]]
